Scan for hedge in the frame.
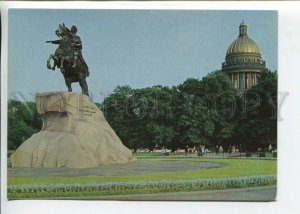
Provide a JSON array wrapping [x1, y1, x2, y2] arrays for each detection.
[[8, 175, 276, 195]]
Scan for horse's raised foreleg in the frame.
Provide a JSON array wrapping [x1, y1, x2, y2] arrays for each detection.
[[47, 54, 55, 70]]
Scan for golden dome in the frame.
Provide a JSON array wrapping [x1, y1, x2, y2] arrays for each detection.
[[226, 37, 261, 55], [222, 21, 267, 91], [226, 21, 261, 56]]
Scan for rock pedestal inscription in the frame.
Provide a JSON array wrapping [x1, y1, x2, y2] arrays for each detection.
[[11, 92, 136, 168]]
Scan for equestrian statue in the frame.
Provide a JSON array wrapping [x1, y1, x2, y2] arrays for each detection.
[[46, 23, 90, 96]]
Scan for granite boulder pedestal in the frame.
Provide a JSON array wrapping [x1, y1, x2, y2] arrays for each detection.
[[11, 92, 136, 168]]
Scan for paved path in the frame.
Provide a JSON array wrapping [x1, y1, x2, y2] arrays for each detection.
[[82, 185, 276, 201]]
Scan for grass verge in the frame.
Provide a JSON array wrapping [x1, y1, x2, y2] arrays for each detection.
[[8, 158, 276, 198], [8, 158, 276, 185]]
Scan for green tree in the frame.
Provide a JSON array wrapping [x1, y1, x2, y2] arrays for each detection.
[[102, 85, 179, 151], [178, 71, 238, 148], [102, 85, 135, 149], [8, 100, 42, 149], [127, 85, 177, 150], [234, 70, 277, 151]]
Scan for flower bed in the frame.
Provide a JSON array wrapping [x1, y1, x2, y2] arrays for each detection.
[[138, 155, 277, 160], [8, 175, 276, 198]]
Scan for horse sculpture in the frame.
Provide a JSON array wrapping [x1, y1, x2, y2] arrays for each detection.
[[46, 23, 89, 96]]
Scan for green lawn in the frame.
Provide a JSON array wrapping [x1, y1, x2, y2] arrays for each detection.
[[8, 158, 276, 185], [8, 158, 276, 199]]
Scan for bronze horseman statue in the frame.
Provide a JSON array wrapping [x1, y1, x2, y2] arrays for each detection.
[[46, 23, 90, 96]]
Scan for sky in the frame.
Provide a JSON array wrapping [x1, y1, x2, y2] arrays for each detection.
[[8, 9, 277, 102]]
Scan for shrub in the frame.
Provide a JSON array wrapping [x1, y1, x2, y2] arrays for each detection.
[[259, 152, 266, 157], [7, 150, 15, 158], [8, 175, 276, 196]]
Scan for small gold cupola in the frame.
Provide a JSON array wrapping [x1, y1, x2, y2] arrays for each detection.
[[239, 20, 247, 37]]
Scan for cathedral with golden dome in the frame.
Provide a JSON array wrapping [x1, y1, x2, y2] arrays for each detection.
[[222, 21, 267, 90]]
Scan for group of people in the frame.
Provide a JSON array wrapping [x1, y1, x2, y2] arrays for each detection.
[[188, 144, 242, 156], [182, 145, 208, 156], [227, 145, 241, 155], [214, 145, 224, 156]]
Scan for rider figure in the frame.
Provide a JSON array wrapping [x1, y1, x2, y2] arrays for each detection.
[[70, 25, 89, 76], [70, 25, 82, 68]]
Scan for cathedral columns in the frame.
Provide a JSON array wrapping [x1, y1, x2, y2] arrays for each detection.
[[237, 73, 240, 90]]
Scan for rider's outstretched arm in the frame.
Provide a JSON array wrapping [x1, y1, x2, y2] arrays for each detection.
[[46, 40, 61, 44]]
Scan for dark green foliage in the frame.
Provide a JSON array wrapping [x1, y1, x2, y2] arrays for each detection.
[[102, 85, 178, 151], [232, 70, 277, 151], [245, 152, 252, 157], [101, 70, 277, 152], [8, 70, 277, 153], [259, 152, 266, 158], [8, 100, 42, 149], [177, 71, 239, 147]]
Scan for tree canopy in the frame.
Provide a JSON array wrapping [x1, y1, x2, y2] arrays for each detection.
[[8, 100, 42, 150], [8, 70, 277, 152]]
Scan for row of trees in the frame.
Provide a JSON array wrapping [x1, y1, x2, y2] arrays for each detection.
[[101, 70, 277, 152], [8, 70, 277, 152]]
